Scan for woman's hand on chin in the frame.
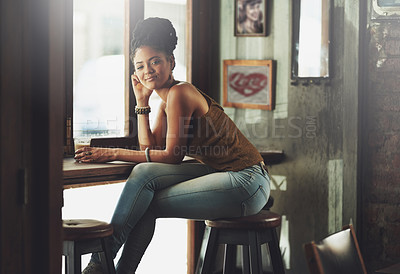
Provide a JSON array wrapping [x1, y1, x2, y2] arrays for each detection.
[[131, 73, 153, 104]]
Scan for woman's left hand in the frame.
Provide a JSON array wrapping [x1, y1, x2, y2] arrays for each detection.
[[74, 147, 116, 163]]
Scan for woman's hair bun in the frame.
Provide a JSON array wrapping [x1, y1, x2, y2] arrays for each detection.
[[131, 17, 178, 61]]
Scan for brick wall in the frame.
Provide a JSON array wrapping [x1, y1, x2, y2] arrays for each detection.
[[363, 21, 400, 270]]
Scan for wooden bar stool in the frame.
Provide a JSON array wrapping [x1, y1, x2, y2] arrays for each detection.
[[63, 219, 116, 274], [196, 210, 285, 274]]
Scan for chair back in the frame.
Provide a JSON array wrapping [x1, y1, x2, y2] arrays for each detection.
[[90, 136, 138, 150], [304, 225, 367, 274]]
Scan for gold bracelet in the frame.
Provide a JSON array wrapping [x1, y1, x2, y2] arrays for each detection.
[[135, 106, 151, 115]]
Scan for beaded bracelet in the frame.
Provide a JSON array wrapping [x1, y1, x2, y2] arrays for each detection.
[[135, 106, 151, 115]]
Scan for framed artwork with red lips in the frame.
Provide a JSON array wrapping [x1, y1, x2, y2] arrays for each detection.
[[223, 59, 275, 110]]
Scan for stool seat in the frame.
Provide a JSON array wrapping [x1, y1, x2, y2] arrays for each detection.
[[63, 219, 113, 241], [206, 210, 281, 229], [197, 210, 285, 274], [63, 219, 115, 274]]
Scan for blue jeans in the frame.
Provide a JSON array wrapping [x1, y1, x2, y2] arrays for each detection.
[[94, 162, 270, 273]]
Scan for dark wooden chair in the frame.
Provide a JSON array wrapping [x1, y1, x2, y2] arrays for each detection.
[[376, 262, 400, 273], [196, 210, 285, 274], [63, 219, 116, 274], [303, 224, 367, 274]]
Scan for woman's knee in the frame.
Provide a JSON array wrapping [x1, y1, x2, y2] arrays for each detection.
[[128, 162, 155, 180]]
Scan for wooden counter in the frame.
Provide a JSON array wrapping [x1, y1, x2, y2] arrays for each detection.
[[63, 157, 135, 188]]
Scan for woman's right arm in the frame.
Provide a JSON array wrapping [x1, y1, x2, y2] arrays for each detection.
[[137, 100, 166, 150], [132, 74, 166, 150]]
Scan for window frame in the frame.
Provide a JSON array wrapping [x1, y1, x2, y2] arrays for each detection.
[[64, 0, 144, 155]]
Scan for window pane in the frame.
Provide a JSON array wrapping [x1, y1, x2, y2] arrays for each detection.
[[73, 0, 125, 139]]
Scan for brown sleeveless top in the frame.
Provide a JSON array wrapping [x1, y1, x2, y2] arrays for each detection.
[[186, 90, 263, 171]]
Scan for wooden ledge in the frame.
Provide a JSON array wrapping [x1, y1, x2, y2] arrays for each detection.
[[63, 157, 135, 187]]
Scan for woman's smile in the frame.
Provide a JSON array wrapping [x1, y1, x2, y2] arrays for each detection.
[[145, 75, 157, 82]]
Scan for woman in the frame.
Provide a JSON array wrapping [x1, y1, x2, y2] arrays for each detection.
[[237, 0, 264, 34], [75, 17, 270, 274]]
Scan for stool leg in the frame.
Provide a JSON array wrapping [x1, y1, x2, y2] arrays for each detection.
[[248, 231, 262, 274], [63, 241, 71, 274], [196, 226, 219, 274], [63, 240, 80, 274], [100, 237, 116, 274], [74, 253, 82, 274], [73, 242, 82, 274], [267, 229, 285, 274], [241, 245, 251, 274], [223, 244, 236, 274], [65, 254, 76, 274]]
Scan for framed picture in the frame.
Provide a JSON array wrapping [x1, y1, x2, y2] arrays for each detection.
[[372, 0, 400, 19], [235, 0, 267, 36], [223, 60, 275, 110]]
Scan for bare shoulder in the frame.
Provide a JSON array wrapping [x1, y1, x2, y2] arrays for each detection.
[[167, 82, 208, 117], [167, 82, 200, 106], [168, 82, 198, 98]]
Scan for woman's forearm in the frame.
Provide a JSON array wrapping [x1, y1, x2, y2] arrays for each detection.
[[114, 147, 183, 164], [137, 113, 157, 149], [113, 148, 147, 162]]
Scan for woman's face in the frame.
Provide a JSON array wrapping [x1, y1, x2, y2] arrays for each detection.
[[246, 2, 261, 22], [133, 46, 173, 90]]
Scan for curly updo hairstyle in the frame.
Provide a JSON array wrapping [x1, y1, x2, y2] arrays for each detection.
[[130, 17, 178, 66]]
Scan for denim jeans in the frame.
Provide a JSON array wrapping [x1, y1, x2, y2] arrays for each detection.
[[93, 162, 270, 273]]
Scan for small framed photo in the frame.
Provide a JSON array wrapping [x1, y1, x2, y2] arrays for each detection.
[[223, 60, 275, 110], [235, 0, 267, 36]]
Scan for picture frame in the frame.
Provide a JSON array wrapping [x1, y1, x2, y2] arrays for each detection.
[[235, 0, 267, 37], [372, 0, 400, 19], [223, 60, 275, 110]]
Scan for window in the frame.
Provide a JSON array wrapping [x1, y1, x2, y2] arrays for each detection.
[[73, 0, 126, 140], [291, 0, 330, 80], [66, 0, 190, 148]]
